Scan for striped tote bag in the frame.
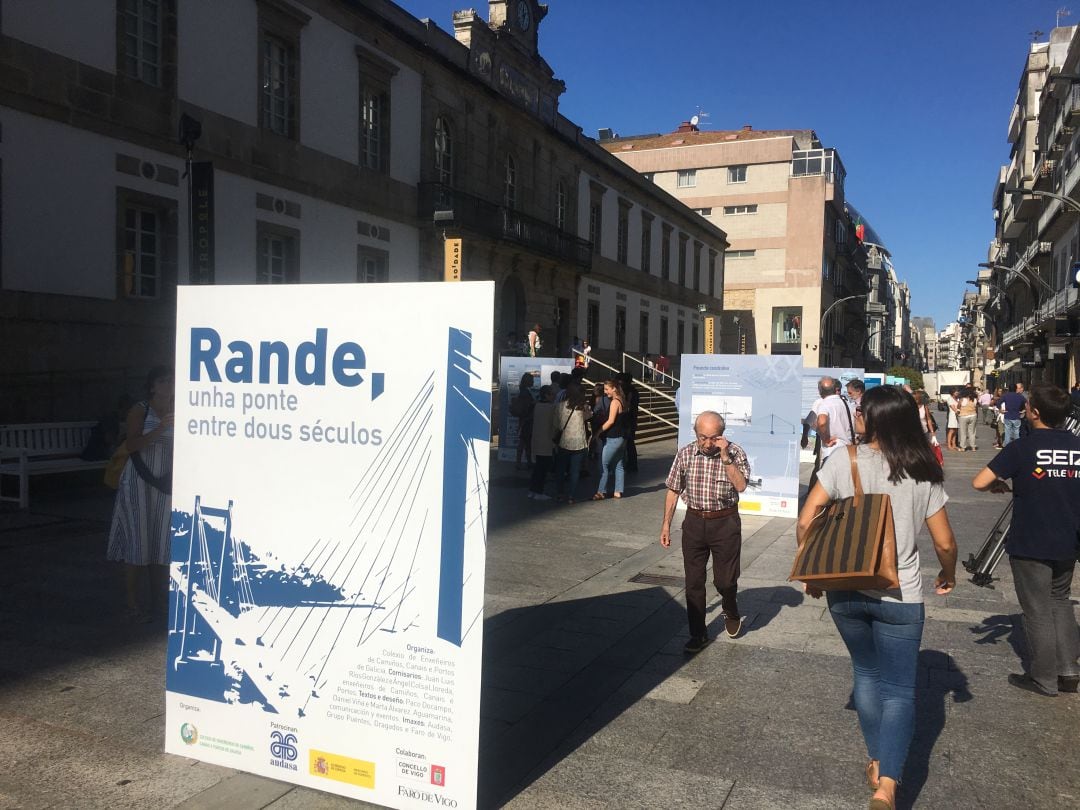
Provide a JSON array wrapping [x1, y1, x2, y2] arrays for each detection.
[[790, 446, 899, 591]]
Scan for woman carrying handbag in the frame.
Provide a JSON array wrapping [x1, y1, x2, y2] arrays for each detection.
[[795, 386, 958, 810]]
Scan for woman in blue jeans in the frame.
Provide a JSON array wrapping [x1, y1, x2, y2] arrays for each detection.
[[796, 386, 958, 810], [593, 379, 627, 500]]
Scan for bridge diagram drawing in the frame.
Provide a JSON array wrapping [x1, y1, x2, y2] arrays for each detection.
[[165, 327, 491, 718]]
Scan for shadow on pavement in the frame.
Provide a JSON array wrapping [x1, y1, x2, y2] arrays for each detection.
[[969, 613, 1026, 662], [900, 649, 972, 810], [476, 586, 689, 807]]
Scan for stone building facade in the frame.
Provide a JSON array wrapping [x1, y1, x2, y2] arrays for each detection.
[[0, 0, 727, 421], [601, 124, 869, 367]]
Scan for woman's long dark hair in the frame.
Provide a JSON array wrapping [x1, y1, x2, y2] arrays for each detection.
[[861, 385, 943, 484]]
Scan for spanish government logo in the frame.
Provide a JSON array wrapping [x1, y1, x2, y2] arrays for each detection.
[[180, 723, 199, 746]]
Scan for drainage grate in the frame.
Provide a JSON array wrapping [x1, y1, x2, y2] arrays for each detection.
[[629, 572, 685, 587]]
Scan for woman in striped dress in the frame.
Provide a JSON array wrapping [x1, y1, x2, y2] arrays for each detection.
[[107, 366, 174, 621]]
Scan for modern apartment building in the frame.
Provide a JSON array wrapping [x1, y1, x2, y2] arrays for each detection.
[[986, 23, 1080, 389], [602, 123, 869, 367], [0, 0, 727, 420]]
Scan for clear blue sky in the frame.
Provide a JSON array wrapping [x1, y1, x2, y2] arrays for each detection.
[[397, 0, 1068, 332]]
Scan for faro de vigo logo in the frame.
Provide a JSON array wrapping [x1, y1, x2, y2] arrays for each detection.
[[270, 730, 299, 770], [180, 723, 198, 745]]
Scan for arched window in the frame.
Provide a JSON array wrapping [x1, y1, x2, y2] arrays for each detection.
[[504, 155, 516, 209], [435, 117, 453, 186]]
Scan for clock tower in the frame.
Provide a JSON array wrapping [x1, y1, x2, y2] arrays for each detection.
[[486, 0, 547, 55]]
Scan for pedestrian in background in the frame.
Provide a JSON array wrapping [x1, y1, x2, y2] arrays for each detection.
[[527, 323, 542, 357], [797, 385, 957, 810], [957, 386, 978, 452], [527, 385, 555, 500], [107, 366, 176, 623], [1001, 382, 1027, 446], [512, 373, 536, 470], [945, 387, 960, 451], [593, 379, 627, 500], [552, 382, 589, 503], [660, 410, 750, 652], [972, 382, 1080, 696]]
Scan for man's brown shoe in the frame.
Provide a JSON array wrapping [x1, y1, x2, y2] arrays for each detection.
[[723, 613, 743, 639]]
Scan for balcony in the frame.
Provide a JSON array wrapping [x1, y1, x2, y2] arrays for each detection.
[[419, 183, 592, 269]]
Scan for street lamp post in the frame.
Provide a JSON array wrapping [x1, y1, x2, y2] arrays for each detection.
[[977, 260, 1054, 298], [1003, 186, 1080, 216], [819, 294, 866, 366]]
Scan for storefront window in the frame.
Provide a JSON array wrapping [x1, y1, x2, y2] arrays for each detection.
[[772, 306, 802, 354]]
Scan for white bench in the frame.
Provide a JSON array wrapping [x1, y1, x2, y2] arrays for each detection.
[[0, 422, 105, 509]]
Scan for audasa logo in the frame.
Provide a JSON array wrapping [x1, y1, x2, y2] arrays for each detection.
[[270, 728, 299, 771], [180, 723, 198, 745]]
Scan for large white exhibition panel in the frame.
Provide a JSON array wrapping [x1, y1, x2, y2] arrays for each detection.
[[166, 282, 494, 810], [678, 355, 802, 518]]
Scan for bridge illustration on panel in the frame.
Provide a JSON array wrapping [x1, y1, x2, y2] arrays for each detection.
[[166, 327, 491, 717]]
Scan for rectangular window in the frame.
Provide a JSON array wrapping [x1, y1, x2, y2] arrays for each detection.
[[615, 306, 627, 354], [257, 223, 299, 283], [555, 181, 567, 231], [121, 0, 162, 86], [589, 203, 602, 254], [587, 300, 600, 346], [360, 89, 383, 170], [660, 316, 669, 355], [708, 251, 717, 297], [641, 213, 652, 272], [678, 234, 688, 286], [693, 243, 702, 291], [835, 219, 846, 246], [357, 48, 397, 173], [661, 226, 672, 281], [357, 245, 388, 282], [617, 206, 629, 265], [723, 204, 758, 215], [727, 165, 747, 184], [692, 207, 712, 216], [727, 249, 756, 259], [677, 321, 685, 353], [692, 324, 699, 353], [118, 188, 176, 299], [261, 35, 296, 137], [639, 311, 649, 355], [123, 206, 160, 298], [676, 169, 697, 188]]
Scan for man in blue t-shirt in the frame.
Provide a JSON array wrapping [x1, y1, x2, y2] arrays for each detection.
[[1000, 382, 1028, 446], [973, 382, 1080, 697]]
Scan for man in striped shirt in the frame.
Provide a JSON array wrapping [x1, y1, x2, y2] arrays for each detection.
[[660, 410, 751, 653]]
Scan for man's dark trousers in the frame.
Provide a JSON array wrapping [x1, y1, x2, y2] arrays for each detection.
[[1010, 555, 1080, 693], [681, 511, 741, 638]]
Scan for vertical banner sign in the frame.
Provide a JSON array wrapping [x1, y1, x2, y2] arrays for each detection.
[[704, 316, 715, 354], [444, 238, 462, 282], [166, 282, 494, 810], [678, 354, 802, 518], [189, 161, 215, 284]]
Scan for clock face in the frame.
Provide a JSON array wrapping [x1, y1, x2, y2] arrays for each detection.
[[516, 1, 531, 31]]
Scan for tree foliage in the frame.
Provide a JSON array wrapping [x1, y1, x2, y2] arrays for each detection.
[[887, 365, 924, 391]]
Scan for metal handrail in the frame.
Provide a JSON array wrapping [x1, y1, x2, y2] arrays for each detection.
[[573, 354, 680, 432], [619, 352, 680, 388]]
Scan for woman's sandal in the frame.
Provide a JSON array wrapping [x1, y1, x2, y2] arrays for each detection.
[[592, 493, 605, 501]]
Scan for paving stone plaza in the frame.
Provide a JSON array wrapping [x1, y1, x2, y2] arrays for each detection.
[[1, 420, 1077, 809]]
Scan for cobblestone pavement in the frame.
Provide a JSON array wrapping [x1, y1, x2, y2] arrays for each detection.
[[1, 418, 1077, 809]]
